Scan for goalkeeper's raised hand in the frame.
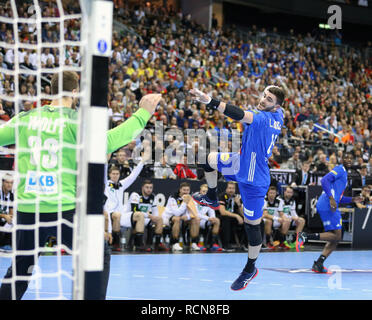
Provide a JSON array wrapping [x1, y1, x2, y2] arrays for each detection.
[[139, 93, 162, 115]]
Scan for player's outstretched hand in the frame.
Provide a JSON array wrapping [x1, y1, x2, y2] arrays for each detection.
[[139, 93, 162, 115], [189, 88, 211, 104]]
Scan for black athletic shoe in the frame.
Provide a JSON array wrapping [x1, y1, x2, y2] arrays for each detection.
[[231, 268, 259, 291], [312, 261, 329, 274], [192, 192, 220, 210]]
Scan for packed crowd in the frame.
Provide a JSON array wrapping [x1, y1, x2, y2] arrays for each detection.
[[1, 1, 372, 252], [108, 2, 372, 179]]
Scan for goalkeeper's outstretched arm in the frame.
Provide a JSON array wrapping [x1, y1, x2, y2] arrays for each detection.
[[107, 93, 161, 154]]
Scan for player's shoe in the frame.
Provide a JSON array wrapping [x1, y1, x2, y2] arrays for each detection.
[[155, 243, 169, 252], [295, 232, 307, 252], [135, 245, 152, 253], [211, 243, 223, 252], [191, 243, 201, 251], [266, 242, 277, 250], [172, 243, 183, 251], [112, 243, 122, 252], [197, 243, 207, 251], [312, 261, 329, 274], [192, 193, 220, 210], [279, 241, 291, 250], [231, 268, 259, 291]]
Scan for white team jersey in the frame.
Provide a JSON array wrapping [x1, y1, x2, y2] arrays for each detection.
[[123, 192, 158, 218], [194, 200, 215, 221], [163, 196, 188, 220], [278, 197, 298, 218], [104, 162, 144, 232]]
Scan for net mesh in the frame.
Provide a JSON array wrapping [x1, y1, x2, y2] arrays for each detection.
[[0, 0, 88, 299]]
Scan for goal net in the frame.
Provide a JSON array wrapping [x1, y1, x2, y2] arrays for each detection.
[[0, 0, 111, 299]]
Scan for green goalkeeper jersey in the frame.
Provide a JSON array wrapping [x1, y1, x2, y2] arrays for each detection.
[[0, 105, 151, 213]]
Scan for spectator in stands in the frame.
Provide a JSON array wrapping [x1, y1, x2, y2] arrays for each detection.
[[314, 153, 329, 174], [0, 102, 10, 122], [108, 100, 124, 128], [173, 154, 197, 180], [328, 153, 338, 171], [162, 182, 200, 251], [291, 161, 312, 187], [355, 186, 371, 209], [217, 182, 246, 252], [278, 187, 305, 249], [108, 149, 132, 180], [194, 184, 222, 251], [0, 173, 14, 251], [122, 140, 136, 160], [367, 157, 372, 176], [154, 154, 177, 179], [271, 145, 283, 165], [283, 151, 302, 170], [356, 164, 372, 187], [262, 186, 291, 250]]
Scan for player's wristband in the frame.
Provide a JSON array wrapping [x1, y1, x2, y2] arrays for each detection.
[[206, 98, 220, 110]]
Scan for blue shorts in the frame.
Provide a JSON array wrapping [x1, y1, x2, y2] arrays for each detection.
[[317, 209, 342, 232], [316, 196, 342, 232], [217, 152, 268, 221]]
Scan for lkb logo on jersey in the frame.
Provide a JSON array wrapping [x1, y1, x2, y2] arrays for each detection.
[[25, 171, 58, 195]]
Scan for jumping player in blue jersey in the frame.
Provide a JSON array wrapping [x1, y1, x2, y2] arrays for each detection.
[[190, 85, 285, 291], [296, 153, 362, 273]]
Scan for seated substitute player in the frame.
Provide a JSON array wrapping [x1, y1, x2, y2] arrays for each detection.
[[217, 181, 246, 252], [194, 184, 222, 252], [162, 182, 200, 251], [190, 85, 285, 291], [277, 186, 305, 249], [0, 70, 162, 300], [104, 152, 149, 251], [126, 180, 168, 252], [262, 186, 291, 250], [296, 153, 362, 273]]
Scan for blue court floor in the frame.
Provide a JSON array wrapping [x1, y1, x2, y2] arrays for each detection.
[[1, 250, 372, 300]]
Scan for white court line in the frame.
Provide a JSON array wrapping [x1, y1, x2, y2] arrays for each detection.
[[269, 283, 283, 286], [200, 279, 213, 282], [154, 276, 169, 279], [133, 274, 145, 278], [292, 285, 305, 288], [362, 289, 372, 292], [315, 286, 328, 289], [178, 277, 191, 280]]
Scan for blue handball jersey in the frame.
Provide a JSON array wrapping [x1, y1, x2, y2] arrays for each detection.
[[235, 108, 284, 188], [317, 165, 348, 210]]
